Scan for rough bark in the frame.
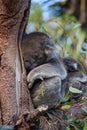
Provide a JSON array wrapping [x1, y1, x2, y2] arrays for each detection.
[[0, 0, 33, 128]]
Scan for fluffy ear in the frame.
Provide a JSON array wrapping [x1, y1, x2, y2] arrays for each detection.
[[63, 56, 84, 72], [63, 57, 78, 71]]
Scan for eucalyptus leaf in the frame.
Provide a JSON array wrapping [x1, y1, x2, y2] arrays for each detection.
[[72, 23, 81, 29], [84, 121, 87, 130], [81, 106, 87, 113], [61, 104, 71, 110], [69, 86, 82, 94], [60, 92, 70, 103]]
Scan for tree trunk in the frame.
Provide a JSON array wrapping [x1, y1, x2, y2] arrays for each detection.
[[0, 0, 33, 128]]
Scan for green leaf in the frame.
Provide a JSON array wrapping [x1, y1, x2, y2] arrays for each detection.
[[82, 118, 87, 122], [66, 126, 71, 130], [81, 106, 87, 113], [73, 126, 79, 130], [70, 22, 81, 28], [69, 86, 82, 94], [61, 105, 71, 110], [60, 92, 70, 103], [68, 118, 76, 123], [72, 22, 81, 29], [39, 82, 44, 97], [84, 121, 87, 130]]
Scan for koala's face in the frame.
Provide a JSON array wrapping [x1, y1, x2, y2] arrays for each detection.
[[63, 57, 87, 83]]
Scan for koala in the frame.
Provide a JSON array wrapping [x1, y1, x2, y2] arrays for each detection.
[[62, 57, 87, 98], [22, 32, 60, 73], [63, 57, 87, 83]]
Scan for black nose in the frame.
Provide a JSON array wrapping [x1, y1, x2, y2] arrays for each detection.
[[24, 60, 33, 73]]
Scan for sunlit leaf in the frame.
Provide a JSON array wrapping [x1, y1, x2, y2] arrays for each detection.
[[71, 22, 81, 29], [69, 86, 82, 94], [61, 104, 71, 110]]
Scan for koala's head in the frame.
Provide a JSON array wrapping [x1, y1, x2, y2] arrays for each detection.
[[63, 57, 87, 83], [22, 32, 60, 73]]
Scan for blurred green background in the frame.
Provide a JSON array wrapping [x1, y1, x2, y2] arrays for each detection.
[[26, 0, 87, 72]]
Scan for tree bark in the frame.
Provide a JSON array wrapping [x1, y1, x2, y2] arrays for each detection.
[[0, 0, 33, 128]]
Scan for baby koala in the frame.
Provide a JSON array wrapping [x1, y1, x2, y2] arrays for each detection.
[[22, 32, 60, 73], [62, 57, 87, 98], [63, 57, 87, 83]]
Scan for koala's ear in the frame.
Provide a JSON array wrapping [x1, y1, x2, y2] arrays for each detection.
[[63, 57, 78, 72]]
